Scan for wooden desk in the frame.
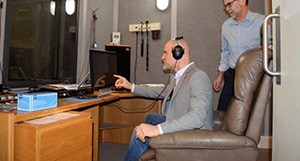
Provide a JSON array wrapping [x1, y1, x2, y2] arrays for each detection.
[[100, 92, 162, 144], [0, 91, 162, 160], [0, 94, 118, 161]]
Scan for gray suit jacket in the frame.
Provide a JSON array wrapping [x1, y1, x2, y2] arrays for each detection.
[[134, 63, 213, 134]]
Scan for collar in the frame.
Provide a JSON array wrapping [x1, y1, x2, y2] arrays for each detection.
[[175, 62, 194, 84], [231, 10, 253, 25], [244, 10, 253, 22]]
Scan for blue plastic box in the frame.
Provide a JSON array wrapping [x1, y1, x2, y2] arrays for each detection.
[[17, 92, 58, 112]]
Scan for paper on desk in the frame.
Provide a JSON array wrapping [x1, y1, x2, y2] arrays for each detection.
[[25, 113, 80, 125]]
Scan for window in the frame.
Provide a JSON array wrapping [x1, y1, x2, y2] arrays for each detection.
[[3, 0, 78, 88]]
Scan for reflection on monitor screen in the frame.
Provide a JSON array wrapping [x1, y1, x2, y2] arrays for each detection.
[[89, 49, 118, 91]]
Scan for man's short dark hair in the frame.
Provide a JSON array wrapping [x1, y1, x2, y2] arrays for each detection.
[[246, 0, 248, 6]]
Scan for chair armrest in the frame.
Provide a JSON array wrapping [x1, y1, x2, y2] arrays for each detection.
[[149, 130, 256, 150]]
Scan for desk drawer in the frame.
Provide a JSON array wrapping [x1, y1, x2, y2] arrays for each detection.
[[56, 145, 92, 161], [15, 112, 92, 161]]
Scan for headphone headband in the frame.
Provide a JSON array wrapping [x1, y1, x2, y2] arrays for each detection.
[[175, 36, 183, 40]]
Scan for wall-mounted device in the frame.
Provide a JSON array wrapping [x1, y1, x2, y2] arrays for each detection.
[[129, 21, 161, 73], [129, 22, 161, 32]]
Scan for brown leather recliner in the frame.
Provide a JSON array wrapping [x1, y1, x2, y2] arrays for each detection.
[[139, 49, 272, 161]]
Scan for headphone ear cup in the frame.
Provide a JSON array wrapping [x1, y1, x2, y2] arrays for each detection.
[[172, 45, 184, 60]]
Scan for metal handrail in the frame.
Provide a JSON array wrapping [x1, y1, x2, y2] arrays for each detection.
[[263, 13, 281, 76]]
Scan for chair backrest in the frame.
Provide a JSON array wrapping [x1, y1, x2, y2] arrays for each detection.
[[220, 49, 272, 144], [245, 63, 272, 144]]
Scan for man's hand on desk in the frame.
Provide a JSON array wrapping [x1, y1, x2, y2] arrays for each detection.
[[135, 123, 160, 143], [114, 74, 133, 90]]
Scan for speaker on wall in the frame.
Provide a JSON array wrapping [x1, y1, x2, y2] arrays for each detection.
[[105, 44, 131, 82]]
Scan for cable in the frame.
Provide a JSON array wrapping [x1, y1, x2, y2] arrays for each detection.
[[152, 60, 178, 100], [146, 21, 149, 71], [91, 11, 97, 48], [98, 60, 179, 113], [134, 32, 138, 83], [140, 22, 144, 57], [91, 7, 99, 48], [100, 96, 158, 113]]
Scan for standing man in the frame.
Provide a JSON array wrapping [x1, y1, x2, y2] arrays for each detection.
[[114, 37, 213, 161], [214, 0, 264, 111]]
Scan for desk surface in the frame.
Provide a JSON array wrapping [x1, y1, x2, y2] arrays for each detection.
[[110, 91, 134, 97], [1, 94, 119, 123]]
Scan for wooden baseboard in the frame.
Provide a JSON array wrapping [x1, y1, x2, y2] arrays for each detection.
[[258, 135, 272, 149]]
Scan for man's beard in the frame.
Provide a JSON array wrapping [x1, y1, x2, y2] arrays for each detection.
[[163, 65, 167, 70]]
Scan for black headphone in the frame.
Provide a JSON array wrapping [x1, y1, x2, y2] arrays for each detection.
[[172, 36, 185, 60]]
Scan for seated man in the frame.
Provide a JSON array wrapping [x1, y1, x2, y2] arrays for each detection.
[[114, 37, 214, 161]]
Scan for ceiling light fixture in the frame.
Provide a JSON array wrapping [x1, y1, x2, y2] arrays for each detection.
[[65, 0, 75, 15], [50, 1, 55, 16], [156, 0, 169, 11]]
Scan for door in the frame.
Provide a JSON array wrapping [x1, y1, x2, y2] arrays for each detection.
[[270, 0, 300, 160]]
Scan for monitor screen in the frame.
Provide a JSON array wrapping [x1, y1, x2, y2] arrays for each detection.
[[89, 49, 118, 91]]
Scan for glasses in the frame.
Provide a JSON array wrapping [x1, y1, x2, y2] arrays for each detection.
[[224, 0, 237, 9]]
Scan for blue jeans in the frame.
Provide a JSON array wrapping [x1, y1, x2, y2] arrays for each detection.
[[124, 113, 166, 161]]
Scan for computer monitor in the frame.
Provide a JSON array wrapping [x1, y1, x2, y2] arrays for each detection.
[[89, 49, 118, 92]]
